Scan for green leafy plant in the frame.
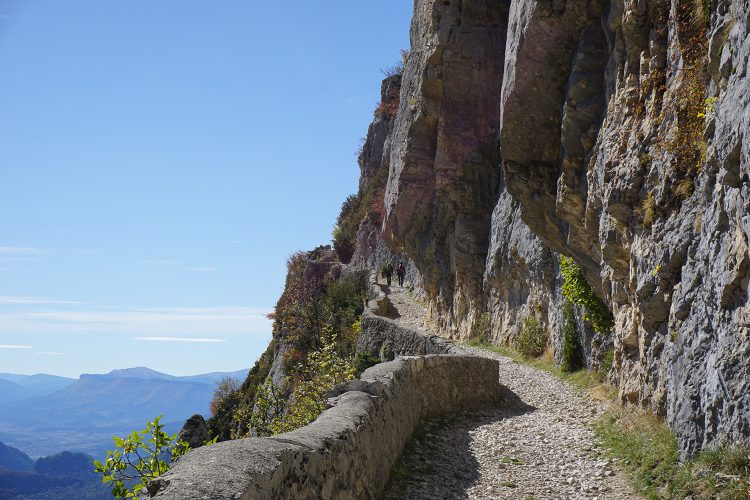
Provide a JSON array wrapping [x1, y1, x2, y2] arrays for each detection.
[[598, 347, 615, 378], [94, 416, 189, 499], [270, 334, 357, 434], [471, 312, 491, 343], [236, 332, 357, 438], [697, 96, 717, 119], [650, 263, 662, 277], [560, 301, 583, 372], [559, 256, 614, 334], [354, 352, 381, 374], [515, 316, 547, 358]]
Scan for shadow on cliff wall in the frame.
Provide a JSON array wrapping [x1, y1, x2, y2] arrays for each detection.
[[384, 384, 535, 498]]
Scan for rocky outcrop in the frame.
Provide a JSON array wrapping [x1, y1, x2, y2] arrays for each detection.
[[370, 0, 750, 457], [496, 0, 750, 457], [177, 415, 209, 450], [377, 0, 593, 366], [144, 355, 501, 499], [383, 0, 510, 338]]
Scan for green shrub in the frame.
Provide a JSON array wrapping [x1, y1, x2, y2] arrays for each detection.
[[228, 252, 367, 440], [94, 416, 190, 499], [599, 347, 615, 378], [515, 316, 547, 358], [560, 301, 583, 372], [559, 256, 614, 334], [354, 352, 380, 374], [239, 333, 357, 437], [471, 312, 491, 343]]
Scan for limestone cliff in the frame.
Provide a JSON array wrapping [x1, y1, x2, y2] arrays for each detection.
[[354, 0, 750, 458]]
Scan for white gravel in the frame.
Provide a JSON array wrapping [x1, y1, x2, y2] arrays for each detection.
[[383, 287, 639, 500]]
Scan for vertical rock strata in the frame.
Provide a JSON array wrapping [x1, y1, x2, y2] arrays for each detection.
[[498, 0, 750, 457], [369, 0, 750, 456], [384, 0, 511, 335]]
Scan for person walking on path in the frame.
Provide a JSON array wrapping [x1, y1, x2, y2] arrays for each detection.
[[382, 262, 394, 287], [397, 261, 406, 287]]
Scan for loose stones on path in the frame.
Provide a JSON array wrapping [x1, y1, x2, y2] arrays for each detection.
[[383, 287, 639, 500]]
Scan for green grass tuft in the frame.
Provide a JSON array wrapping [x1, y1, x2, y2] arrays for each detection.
[[595, 408, 750, 499]]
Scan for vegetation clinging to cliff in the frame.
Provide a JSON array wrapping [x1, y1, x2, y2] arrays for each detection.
[[240, 333, 357, 437], [559, 256, 613, 334], [210, 248, 367, 440], [515, 316, 547, 358], [332, 166, 388, 263], [596, 409, 750, 499], [560, 301, 583, 372]]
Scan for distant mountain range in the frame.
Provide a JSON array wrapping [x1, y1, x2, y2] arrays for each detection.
[[0, 367, 248, 458], [0, 441, 110, 499], [0, 374, 75, 403]]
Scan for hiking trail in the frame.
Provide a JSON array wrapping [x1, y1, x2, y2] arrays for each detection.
[[382, 284, 639, 500]]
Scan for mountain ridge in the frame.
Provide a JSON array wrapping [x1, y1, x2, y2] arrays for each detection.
[[0, 367, 249, 458]]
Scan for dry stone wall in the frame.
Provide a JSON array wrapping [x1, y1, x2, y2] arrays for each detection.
[[144, 356, 500, 500], [142, 276, 500, 499]]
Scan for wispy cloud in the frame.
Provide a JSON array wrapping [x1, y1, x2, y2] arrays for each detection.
[[0, 306, 272, 337], [135, 337, 226, 343], [36, 351, 68, 356], [0, 344, 33, 349], [0, 247, 41, 255], [228, 239, 240, 245], [187, 266, 216, 272], [0, 296, 84, 305]]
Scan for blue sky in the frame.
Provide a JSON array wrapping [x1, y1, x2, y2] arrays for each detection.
[[0, 1, 412, 377]]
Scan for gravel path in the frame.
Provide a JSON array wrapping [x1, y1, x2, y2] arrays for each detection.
[[383, 286, 639, 500], [386, 282, 428, 331]]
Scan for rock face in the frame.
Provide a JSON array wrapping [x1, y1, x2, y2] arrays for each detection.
[[361, 0, 750, 457], [349, 75, 422, 287], [497, 0, 750, 457], [379, 0, 589, 363], [384, 0, 509, 337], [177, 414, 209, 450]]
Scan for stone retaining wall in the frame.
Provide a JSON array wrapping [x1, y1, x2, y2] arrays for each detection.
[[145, 356, 500, 499], [144, 271, 500, 499], [358, 272, 467, 360]]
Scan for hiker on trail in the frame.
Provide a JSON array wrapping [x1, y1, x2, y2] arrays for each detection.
[[397, 261, 406, 287], [382, 262, 394, 287]]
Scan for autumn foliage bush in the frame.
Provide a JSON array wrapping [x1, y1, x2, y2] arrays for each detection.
[[222, 250, 367, 439]]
